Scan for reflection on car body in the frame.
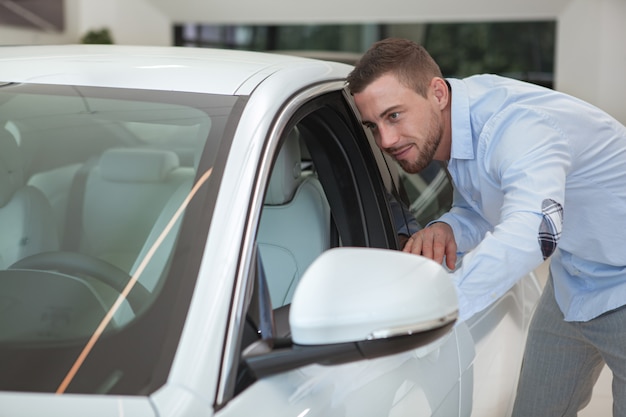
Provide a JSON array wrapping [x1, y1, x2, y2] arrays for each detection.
[[0, 45, 541, 417]]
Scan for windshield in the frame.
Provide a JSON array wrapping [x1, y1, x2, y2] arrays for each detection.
[[0, 83, 239, 395]]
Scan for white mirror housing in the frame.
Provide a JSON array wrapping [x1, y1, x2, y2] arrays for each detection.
[[290, 247, 458, 345]]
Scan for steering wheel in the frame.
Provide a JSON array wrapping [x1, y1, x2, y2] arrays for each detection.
[[9, 251, 151, 310]]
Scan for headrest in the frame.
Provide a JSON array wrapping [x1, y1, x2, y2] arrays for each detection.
[[0, 130, 24, 207], [265, 128, 302, 205], [99, 148, 180, 183]]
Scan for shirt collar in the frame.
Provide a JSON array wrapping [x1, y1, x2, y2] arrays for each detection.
[[447, 78, 475, 160]]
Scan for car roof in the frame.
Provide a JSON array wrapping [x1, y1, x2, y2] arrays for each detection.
[[0, 44, 353, 95]]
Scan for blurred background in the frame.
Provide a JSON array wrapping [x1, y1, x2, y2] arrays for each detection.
[[0, 0, 624, 125]]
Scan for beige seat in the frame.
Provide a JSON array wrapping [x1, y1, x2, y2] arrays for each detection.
[[129, 178, 192, 292], [77, 148, 194, 272], [0, 131, 59, 269], [257, 129, 331, 307]]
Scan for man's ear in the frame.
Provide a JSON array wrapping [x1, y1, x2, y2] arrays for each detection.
[[431, 77, 450, 110]]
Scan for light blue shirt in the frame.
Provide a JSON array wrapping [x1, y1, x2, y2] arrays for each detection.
[[439, 74, 626, 322]]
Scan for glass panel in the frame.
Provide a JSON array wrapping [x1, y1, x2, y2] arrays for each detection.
[[175, 21, 555, 87], [398, 161, 453, 227], [0, 83, 239, 394]]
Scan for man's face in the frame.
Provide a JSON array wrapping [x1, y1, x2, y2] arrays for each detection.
[[353, 73, 444, 173]]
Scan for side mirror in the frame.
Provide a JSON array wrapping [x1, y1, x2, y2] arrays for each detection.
[[290, 247, 458, 345], [243, 247, 458, 378]]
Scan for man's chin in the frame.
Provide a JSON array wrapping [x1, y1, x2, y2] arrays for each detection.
[[398, 159, 422, 174]]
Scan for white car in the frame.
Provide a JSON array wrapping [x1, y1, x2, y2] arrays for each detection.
[[0, 45, 542, 417]]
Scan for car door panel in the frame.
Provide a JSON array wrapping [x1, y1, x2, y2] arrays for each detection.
[[466, 273, 541, 417], [223, 331, 464, 417]]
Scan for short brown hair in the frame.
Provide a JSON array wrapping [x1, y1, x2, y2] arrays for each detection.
[[347, 38, 443, 97]]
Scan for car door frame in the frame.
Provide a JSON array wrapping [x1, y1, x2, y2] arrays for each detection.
[[216, 82, 402, 406]]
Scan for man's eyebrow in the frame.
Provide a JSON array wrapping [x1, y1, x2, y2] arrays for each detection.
[[379, 105, 401, 119], [360, 105, 402, 126]]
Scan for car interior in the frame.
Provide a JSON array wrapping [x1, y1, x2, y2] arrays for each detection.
[[0, 129, 60, 270], [0, 86, 217, 343], [257, 126, 331, 308]]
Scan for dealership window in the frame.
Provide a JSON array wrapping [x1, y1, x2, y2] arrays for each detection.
[[0, 0, 64, 31], [174, 21, 555, 88]]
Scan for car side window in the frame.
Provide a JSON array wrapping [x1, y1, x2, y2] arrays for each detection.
[[233, 91, 406, 396], [395, 160, 453, 227], [256, 126, 332, 310]]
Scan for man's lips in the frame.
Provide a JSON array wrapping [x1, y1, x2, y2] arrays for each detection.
[[388, 144, 414, 160]]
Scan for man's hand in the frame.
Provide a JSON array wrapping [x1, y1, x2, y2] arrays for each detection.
[[403, 222, 457, 270]]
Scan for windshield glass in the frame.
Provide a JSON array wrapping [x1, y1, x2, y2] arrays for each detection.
[[0, 83, 239, 395]]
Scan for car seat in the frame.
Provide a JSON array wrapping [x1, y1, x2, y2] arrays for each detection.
[[76, 148, 194, 272], [257, 128, 331, 307], [0, 130, 59, 269]]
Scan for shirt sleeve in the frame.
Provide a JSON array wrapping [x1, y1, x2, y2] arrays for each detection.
[[435, 187, 493, 254], [450, 106, 570, 321]]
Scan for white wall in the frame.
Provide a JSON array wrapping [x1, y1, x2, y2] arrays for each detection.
[[555, 0, 626, 123], [0, 0, 170, 46], [0, 24, 71, 45], [75, 0, 171, 46], [0, 0, 624, 124]]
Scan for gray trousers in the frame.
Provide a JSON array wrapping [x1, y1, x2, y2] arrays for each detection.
[[512, 274, 626, 416]]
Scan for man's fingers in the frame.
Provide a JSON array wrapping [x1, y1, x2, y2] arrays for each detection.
[[402, 233, 421, 253], [432, 240, 447, 265], [404, 224, 458, 270], [404, 231, 437, 259], [445, 240, 457, 270], [419, 233, 435, 260]]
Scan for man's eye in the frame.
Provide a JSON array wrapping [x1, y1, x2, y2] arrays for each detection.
[[365, 123, 377, 131], [389, 112, 400, 120]]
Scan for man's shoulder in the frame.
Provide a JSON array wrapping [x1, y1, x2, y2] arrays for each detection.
[[462, 73, 533, 89]]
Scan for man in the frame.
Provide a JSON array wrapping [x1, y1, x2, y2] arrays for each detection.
[[347, 37, 626, 416]]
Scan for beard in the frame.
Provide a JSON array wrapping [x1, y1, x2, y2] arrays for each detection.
[[393, 108, 443, 174]]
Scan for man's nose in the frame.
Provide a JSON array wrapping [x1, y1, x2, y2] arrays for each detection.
[[377, 124, 399, 149]]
